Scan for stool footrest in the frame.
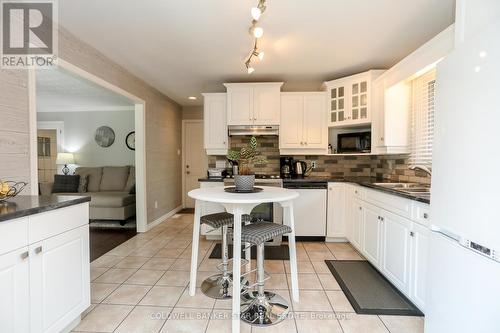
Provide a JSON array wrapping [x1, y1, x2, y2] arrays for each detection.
[[243, 271, 271, 290], [216, 258, 249, 273]]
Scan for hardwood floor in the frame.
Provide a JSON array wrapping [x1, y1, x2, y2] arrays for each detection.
[[89, 228, 137, 261]]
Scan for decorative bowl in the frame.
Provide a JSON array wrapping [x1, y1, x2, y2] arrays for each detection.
[[0, 181, 27, 202]]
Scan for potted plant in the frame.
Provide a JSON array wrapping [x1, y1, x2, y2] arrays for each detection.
[[227, 136, 267, 191]]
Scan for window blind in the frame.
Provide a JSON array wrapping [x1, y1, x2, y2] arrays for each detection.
[[409, 69, 436, 168]]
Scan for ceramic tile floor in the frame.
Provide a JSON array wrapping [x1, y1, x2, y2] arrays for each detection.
[[74, 213, 424, 333]]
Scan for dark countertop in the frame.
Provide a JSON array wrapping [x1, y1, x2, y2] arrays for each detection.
[[198, 177, 224, 182], [0, 195, 91, 223], [284, 176, 430, 204], [199, 176, 430, 204]]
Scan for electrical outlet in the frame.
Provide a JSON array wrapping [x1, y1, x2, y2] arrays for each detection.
[[154, 201, 158, 209], [311, 161, 317, 169]]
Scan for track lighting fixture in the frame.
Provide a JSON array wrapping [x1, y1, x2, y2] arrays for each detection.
[[244, 0, 267, 74]]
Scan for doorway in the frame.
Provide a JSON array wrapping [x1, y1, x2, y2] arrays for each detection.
[[182, 120, 207, 208], [29, 59, 148, 235]]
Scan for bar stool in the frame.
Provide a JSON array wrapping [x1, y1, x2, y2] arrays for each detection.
[[233, 222, 292, 326], [200, 212, 251, 299]]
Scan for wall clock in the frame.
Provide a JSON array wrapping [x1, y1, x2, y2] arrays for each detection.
[[126, 131, 135, 151], [95, 126, 115, 147]]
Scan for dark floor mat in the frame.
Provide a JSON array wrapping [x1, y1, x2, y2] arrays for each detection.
[[325, 260, 424, 316], [209, 243, 290, 260], [90, 228, 136, 261], [178, 208, 195, 214]]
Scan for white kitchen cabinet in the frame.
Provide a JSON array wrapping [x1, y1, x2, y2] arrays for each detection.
[[326, 183, 346, 239], [371, 79, 411, 154], [0, 247, 30, 333], [280, 92, 327, 155], [350, 199, 364, 251], [325, 70, 384, 127], [30, 225, 90, 333], [253, 85, 281, 125], [362, 202, 382, 266], [203, 93, 228, 155], [279, 94, 303, 148], [224, 83, 283, 126], [0, 203, 90, 333], [410, 222, 429, 311], [380, 209, 413, 294]]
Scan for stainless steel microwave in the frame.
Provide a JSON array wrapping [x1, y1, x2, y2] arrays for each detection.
[[337, 131, 371, 153]]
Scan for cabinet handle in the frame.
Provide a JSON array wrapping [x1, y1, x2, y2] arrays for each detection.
[[305, 142, 308, 145], [35, 246, 42, 254], [410, 231, 415, 237], [381, 217, 385, 221], [254, 118, 257, 120], [423, 213, 429, 219], [20, 251, 29, 260], [380, 137, 384, 141], [186, 165, 189, 168], [359, 206, 362, 210], [355, 190, 358, 194], [223, 141, 226, 145]]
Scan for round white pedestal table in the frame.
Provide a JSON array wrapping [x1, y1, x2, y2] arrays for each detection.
[[188, 185, 300, 333]]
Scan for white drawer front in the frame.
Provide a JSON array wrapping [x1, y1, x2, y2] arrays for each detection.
[[364, 188, 412, 219], [0, 217, 29, 255], [411, 202, 430, 227], [29, 203, 89, 244]]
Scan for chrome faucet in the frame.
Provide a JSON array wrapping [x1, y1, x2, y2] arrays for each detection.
[[409, 165, 432, 176]]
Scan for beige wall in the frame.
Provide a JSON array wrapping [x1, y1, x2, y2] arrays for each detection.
[[0, 70, 32, 191], [0, 27, 183, 225], [182, 106, 203, 120]]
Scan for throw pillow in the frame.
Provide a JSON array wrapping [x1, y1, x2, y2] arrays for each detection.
[[78, 174, 89, 193], [52, 175, 80, 193]]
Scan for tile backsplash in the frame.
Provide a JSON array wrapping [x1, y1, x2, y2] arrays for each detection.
[[208, 136, 430, 184]]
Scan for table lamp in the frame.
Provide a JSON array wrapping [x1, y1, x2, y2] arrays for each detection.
[[56, 153, 75, 175]]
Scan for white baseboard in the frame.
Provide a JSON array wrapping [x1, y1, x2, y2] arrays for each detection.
[[325, 237, 349, 243], [145, 205, 183, 231]]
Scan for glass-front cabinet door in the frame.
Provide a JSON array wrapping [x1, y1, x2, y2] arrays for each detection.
[[329, 85, 345, 124], [326, 70, 383, 127], [351, 80, 368, 121]]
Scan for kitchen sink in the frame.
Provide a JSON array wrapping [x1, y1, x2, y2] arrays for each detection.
[[373, 182, 430, 189], [372, 182, 431, 195]]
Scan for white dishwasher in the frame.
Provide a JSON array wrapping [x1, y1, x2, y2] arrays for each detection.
[[283, 181, 327, 238]]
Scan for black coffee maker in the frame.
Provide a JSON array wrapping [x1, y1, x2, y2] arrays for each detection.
[[280, 157, 294, 178]]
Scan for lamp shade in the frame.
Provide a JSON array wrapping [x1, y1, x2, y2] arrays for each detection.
[[56, 153, 75, 165]]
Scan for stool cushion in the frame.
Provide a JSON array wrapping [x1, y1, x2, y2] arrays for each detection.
[[235, 222, 292, 245], [200, 212, 252, 229]]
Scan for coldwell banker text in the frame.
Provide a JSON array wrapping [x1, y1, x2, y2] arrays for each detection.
[[1, 0, 58, 69]]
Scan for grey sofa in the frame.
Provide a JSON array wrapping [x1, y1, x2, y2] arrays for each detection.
[[40, 166, 136, 221]]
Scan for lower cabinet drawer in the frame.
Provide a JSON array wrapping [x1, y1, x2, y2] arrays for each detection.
[[364, 188, 412, 219], [29, 203, 89, 244], [0, 217, 29, 256]]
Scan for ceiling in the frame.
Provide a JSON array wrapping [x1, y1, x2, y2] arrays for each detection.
[[36, 68, 134, 112], [58, 0, 455, 106]]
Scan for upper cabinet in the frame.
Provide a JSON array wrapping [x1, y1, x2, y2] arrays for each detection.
[[325, 70, 384, 127], [371, 79, 411, 154], [203, 93, 228, 155], [280, 92, 327, 155], [224, 83, 283, 125]]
